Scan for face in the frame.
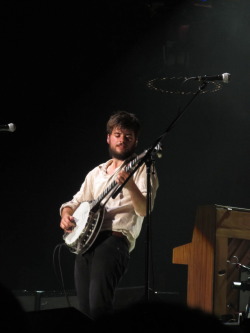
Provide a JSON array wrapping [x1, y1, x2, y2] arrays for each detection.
[[107, 127, 138, 160]]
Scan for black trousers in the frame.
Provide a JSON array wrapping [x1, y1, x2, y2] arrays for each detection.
[[74, 231, 130, 320]]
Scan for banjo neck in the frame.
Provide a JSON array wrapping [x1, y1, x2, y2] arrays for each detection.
[[90, 150, 148, 211]]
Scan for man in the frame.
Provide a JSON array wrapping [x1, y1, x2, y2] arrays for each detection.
[[59, 110, 159, 320]]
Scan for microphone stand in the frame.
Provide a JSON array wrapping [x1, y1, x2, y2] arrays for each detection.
[[112, 80, 208, 303]]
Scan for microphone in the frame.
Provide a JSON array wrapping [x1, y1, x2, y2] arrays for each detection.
[[0, 123, 16, 132], [189, 73, 231, 83]]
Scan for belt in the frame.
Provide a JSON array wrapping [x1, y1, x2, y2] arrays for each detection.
[[100, 230, 127, 240], [99, 230, 128, 246], [112, 231, 126, 239]]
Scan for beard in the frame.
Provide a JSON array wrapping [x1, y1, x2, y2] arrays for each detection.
[[109, 143, 137, 161]]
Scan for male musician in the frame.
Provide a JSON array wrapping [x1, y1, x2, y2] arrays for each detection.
[[59, 110, 159, 320]]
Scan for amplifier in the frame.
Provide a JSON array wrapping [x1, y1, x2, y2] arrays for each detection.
[[40, 290, 78, 310], [13, 290, 78, 311], [14, 290, 39, 311]]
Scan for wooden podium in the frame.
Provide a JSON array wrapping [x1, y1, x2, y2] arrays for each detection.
[[172, 204, 250, 317]]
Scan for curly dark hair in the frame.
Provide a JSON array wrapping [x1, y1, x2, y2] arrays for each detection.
[[106, 111, 140, 138]]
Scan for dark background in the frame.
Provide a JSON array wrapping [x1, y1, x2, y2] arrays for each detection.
[[1, 0, 249, 303]]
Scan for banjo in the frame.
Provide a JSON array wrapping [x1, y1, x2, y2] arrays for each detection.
[[63, 149, 151, 255]]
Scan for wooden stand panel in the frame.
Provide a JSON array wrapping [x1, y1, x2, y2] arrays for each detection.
[[172, 204, 250, 317]]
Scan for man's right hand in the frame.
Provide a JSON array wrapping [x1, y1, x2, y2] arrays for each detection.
[[60, 208, 76, 232]]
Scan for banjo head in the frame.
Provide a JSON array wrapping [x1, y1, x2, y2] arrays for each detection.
[[63, 201, 105, 255], [63, 202, 91, 246]]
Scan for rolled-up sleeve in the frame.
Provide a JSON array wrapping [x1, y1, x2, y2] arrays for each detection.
[[59, 170, 95, 216]]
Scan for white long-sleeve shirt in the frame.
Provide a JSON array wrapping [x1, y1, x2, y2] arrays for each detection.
[[60, 158, 159, 252]]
